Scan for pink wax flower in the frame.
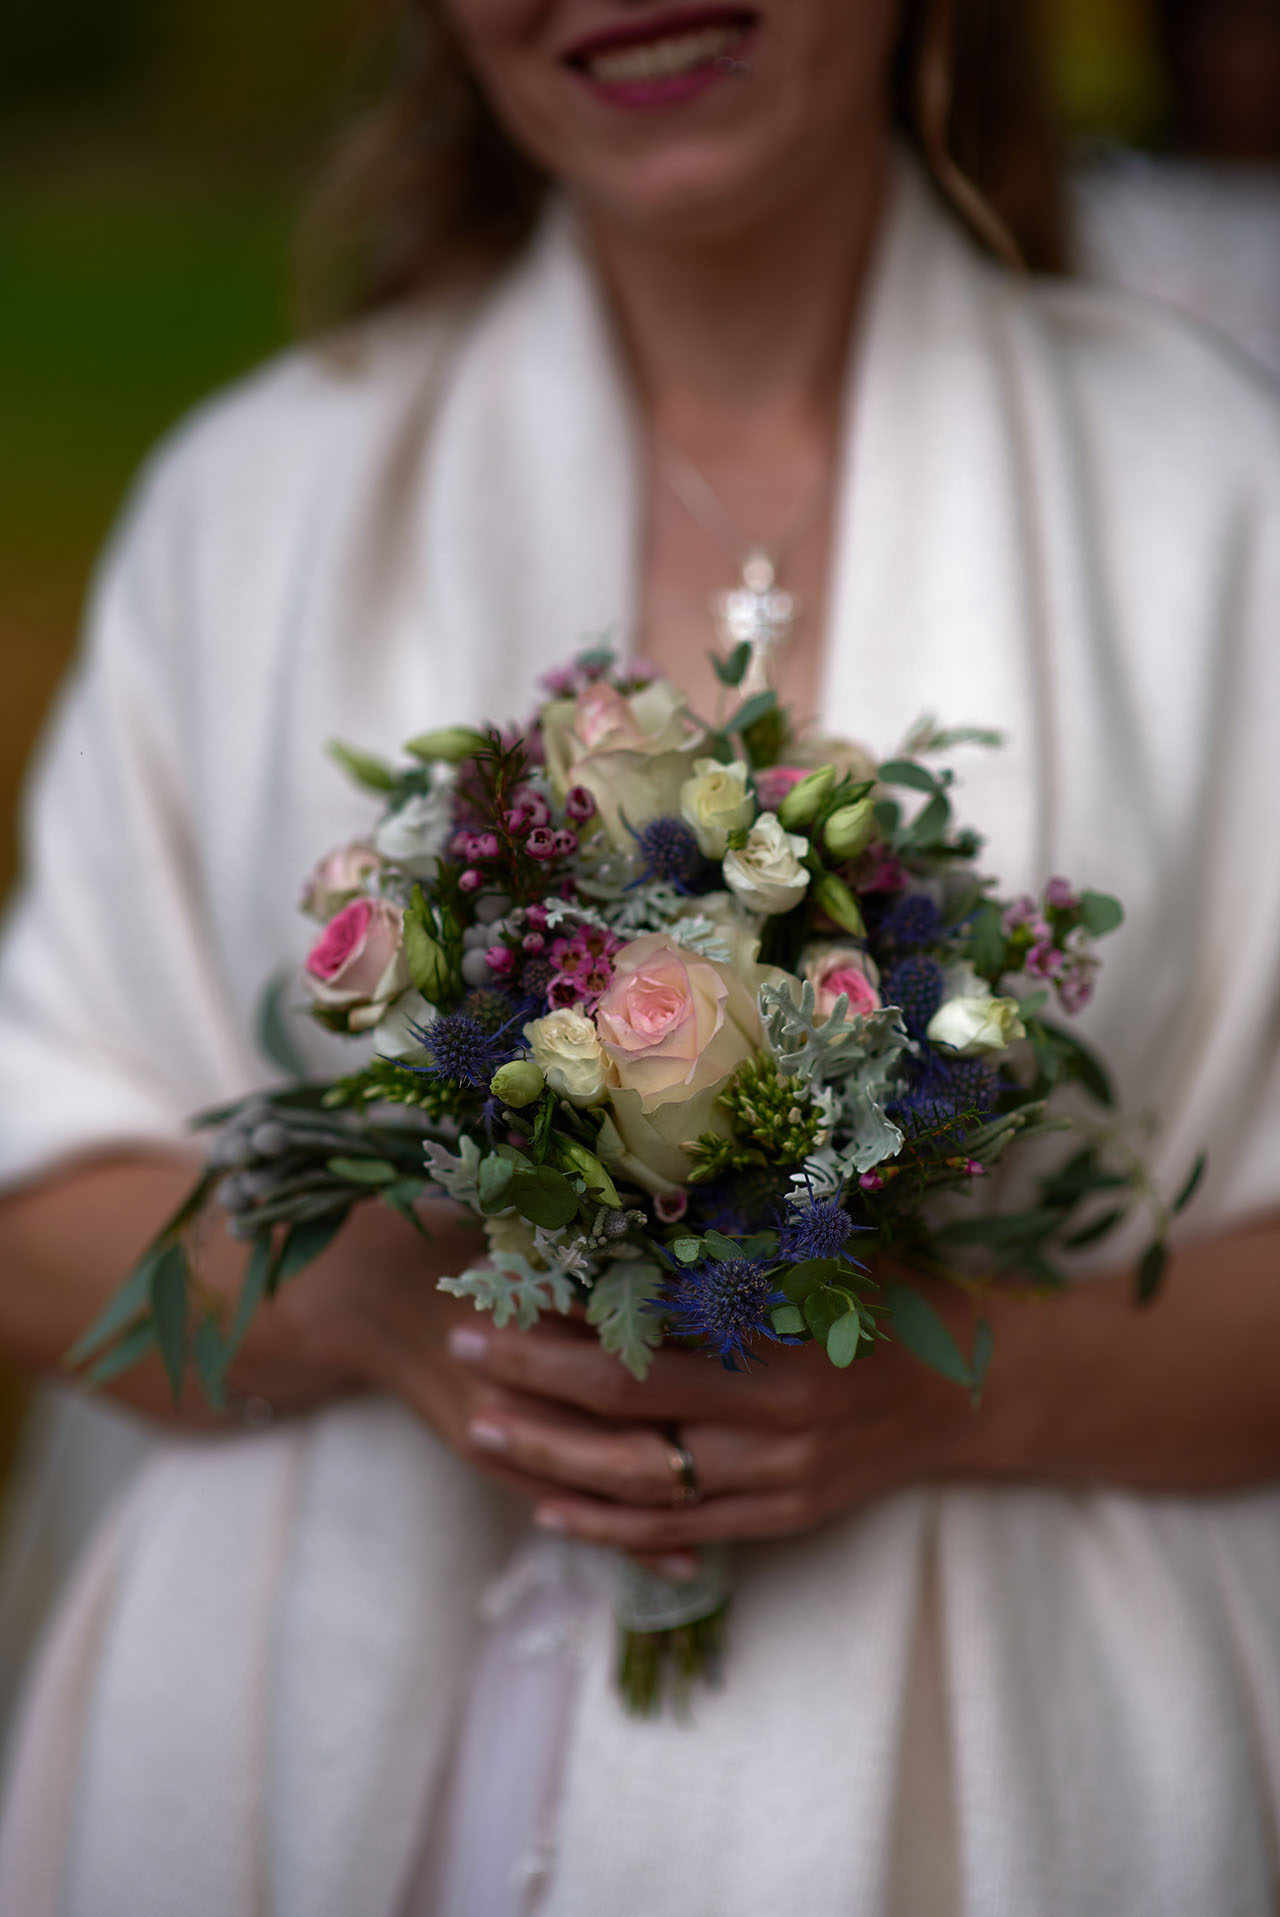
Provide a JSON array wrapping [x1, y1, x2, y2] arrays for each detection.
[[1045, 875, 1080, 912], [805, 948, 882, 1022], [1025, 940, 1065, 981], [304, 897, 410, 1032], [753, 766, 809, 812]]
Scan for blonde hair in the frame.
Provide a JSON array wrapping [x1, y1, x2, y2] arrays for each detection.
[[304, 0, 1068, 321]]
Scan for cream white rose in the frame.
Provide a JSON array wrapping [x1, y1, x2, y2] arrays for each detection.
[[722, 813, 811, 917], [926, 994, 1026, 1057], [679, 757, 755, 858], [524, 1008, 607, 1105], [375, 784, 455, 880]]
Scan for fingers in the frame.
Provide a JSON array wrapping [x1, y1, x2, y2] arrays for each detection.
[[446, 1319, 815, 1428], [533, 1487, 818, 1551], [463, 1406, 813, 1505]]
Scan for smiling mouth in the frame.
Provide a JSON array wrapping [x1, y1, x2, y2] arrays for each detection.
[[565, 10, 757, 87]]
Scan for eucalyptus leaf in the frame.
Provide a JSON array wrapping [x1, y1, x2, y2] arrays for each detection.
[[65, 1247, 158, 1367], [883, 1281, 971, 1388], [193, 1317, 228, 1413], [273, 1211, 348, 1291], [326, 1156, 400, 1186], [803, 1287, 851, 1341], [510, 1169, 580, 1231], [825, 1311, 862, 1368], [727, 689, 778, 735], [770, 1304, 806, 1337], [967, 900, 1007, 977], [1039, 1021, 1115, 1108], [780, 1257, 840, 1304], [671, 1237, 703, 1266], [969, 1318, 994, 1404], [876, 758, 940, 794], [477, 1155, 517, 1214], [586, 1260, 665, 1381], [151, 1243, 190, 1405], [256, 971, 310, 1078], [327, 740, 397, 792], [712, 641, 752, 688], [901, 790, 951, 851], [1173, 1151, 1208, 1216], [1078, 890, 1124, 938], [83, 1319, 157, 1388], [1136, 1239, 1169, 1305]]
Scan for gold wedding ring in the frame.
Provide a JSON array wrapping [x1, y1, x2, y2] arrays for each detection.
[[662, 1427, 701, 1508]]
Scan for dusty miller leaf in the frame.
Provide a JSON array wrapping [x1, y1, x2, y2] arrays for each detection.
[[586, 1259, 666, 1381], [423, 1135, 484, 1206], [439, 1252, 575, 1330]]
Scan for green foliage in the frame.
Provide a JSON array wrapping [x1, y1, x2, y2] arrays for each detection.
[[586, 1261, 665, 1381], [256, 971, 309, 1078], [882, 1281, 974, 1389], [711, 642, 752, 688], [327, 740, 397, 793], [1136, 1239, 1169, 1304], [151, 1243, 189, 1403]]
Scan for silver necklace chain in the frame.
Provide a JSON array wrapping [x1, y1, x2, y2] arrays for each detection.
[[657, 438, 830, 693]]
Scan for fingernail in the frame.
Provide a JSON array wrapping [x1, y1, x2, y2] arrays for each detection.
[[534, 1506, 569, 1534], [447, 1326, 489, 1363], [468, 1419, 509, 1454], [658, 1552, 699, 1581]]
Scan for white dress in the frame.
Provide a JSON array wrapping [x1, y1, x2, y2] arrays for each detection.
[[0, 159, 1279, 1916]]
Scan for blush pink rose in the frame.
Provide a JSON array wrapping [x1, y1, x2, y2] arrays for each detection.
[[304, 897, 411, 1032], [806, 947, 881, 1021], [301, 841, 382, 921], [596, 934, 761, 1113]]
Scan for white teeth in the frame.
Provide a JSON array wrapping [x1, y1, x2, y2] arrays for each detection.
[[586, 22, 745, 84]]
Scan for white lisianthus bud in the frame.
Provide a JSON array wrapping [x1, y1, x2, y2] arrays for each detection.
[[926, 995, 1026, 1057], [723, 814, 811, 917], [822, 797, 877, 861], [524, 1008, 607, 1105], [403, 726, 489, 764], [679, 757, 756, 858], [489, 1060, 546, 1108], [776, 764, 836, 830]]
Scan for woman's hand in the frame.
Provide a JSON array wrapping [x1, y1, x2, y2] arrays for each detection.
[[440, 1304, 994, 1554]]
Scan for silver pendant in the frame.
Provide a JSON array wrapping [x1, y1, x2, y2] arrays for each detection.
[[714, 547, 797, 695]]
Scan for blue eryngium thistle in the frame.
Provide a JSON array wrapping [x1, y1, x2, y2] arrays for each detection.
[[630, 815, 708, 891], [662, 1256, 789, 1370], [883, 893, 944, 948], [780, 1194, 858, 1262], [883, 955, 945, 1038], [416, 1011, 523, 1088]]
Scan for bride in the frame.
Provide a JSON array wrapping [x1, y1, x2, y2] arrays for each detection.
[[1, 2, 1278, 1911]]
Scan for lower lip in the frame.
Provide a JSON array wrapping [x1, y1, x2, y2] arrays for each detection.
[[568, 29, 756, 111]]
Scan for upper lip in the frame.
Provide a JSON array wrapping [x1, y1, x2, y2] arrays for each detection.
[[561, 6, 757, 66]]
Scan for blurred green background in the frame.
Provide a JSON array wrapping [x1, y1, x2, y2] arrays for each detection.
[[0, 0, 1169, 901]]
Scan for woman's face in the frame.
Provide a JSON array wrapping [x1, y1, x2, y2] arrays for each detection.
[[445, 1, 900, 238]]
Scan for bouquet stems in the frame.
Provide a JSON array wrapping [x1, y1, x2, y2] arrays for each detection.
[[613, 1544, 733, 1716]]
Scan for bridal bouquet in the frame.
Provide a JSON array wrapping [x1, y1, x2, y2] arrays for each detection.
[[72, 643, 1200, 1709]]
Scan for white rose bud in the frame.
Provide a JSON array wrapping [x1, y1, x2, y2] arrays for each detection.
[[524, 1008, 607, 1105], [926, 995, 1026, 1057], [679, 757, 756, 858], [723, 813, 811, 917]]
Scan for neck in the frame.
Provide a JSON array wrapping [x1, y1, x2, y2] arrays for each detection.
[[577, 126, 891, 461]]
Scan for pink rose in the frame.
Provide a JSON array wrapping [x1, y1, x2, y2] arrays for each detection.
[[806, 947, 881, 1021], [301, 841, 382, 921], [753, 765, 809, 812], [597, 933, 762, 1111], [593, 935, 764, 1194], [304, 897, 411, 1032]]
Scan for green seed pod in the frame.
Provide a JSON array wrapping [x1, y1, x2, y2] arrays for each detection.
[[776, 764, 837, 831], [822, 797, 877, 861], [812, 871, 866, 938], [489, 1060, 546, 1109], [403, 726, 490, 764]]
